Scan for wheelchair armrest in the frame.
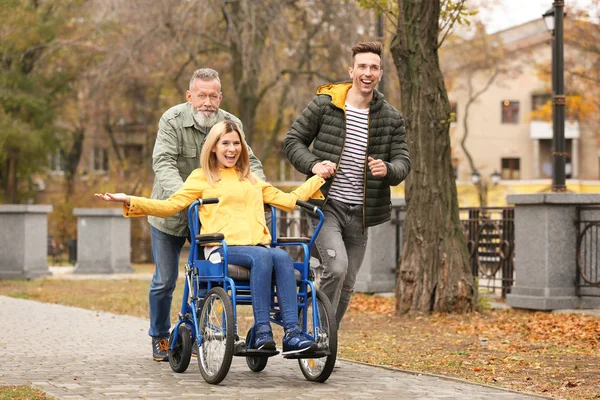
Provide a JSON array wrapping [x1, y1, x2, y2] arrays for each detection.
[[196, 233, 225, 243], [276, 237, 311, 244]]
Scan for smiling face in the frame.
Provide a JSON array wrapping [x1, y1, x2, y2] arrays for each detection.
[[186, 78, 222, 126], [212, 130, 242, 169], [348, 52, 383, 97]]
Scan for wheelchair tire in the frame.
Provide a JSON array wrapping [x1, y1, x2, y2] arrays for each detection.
[[245, 329, 268, 372], [168, 323, 192, 373], [197, 287, 235, 384], [298, 289, 338, 383]]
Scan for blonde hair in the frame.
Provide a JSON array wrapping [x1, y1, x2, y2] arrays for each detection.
[[200, 120, 256, 185]]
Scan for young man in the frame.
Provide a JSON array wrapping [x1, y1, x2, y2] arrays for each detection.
[[148, 68, 265, 361], [283, 41, 410, 327]]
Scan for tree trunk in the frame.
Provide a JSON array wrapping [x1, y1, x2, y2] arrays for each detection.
[[223, 0, 267, 145], [4, 149, 20, 204], [391, 0, 473, 313], [63, 128, 85, 199]]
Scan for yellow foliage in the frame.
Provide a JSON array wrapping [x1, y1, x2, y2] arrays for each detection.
[[529, 94, 597, 122]]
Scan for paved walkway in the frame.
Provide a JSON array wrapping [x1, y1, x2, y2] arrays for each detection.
[[0, 295, 555, 400]]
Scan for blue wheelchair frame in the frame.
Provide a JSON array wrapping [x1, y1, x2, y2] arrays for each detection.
[[168, 198, 336, 384]]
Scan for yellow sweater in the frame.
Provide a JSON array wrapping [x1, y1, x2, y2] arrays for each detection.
[[124, 168, 325, 245]]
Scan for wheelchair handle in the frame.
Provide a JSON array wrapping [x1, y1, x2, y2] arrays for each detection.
[[198, 198, 219, 205], [296, 200, 320, 214]]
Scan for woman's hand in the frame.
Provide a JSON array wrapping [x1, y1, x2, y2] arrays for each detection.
[[312, 160, 336, 179], [94, 192, 131, 206]]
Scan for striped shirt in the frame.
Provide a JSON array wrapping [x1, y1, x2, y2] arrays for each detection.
[[328, 103, 369, 205]]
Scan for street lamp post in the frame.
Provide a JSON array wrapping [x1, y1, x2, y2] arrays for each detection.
[[471, 171, 502, 207], [543, 1, 567, 192]]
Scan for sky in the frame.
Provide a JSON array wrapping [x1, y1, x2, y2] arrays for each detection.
[[476, 0, 598, 33]]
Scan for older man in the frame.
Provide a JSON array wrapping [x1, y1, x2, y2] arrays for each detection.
[[148, 68, 265, 361]]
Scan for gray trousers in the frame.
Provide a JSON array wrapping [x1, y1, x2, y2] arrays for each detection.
[[310, 199, 368, 326]]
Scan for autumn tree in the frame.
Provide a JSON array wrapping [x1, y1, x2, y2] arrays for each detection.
[[393, 0, 474, 313], [0, 0, 77, 203]]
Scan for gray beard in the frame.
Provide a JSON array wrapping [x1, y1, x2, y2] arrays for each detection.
[[192, 109, 219, 128]]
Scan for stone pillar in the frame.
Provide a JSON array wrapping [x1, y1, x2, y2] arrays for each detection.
[[0, 205, 53, 279], [506, 193, 600, 310], [73, 208, 132, 274], [355, 198, 406, 293]]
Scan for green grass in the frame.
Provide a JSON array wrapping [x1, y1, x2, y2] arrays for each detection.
[[0, 386, 53, 400]]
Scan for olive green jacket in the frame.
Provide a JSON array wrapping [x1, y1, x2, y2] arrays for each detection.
[[283, 82, 410, 227], [148, 102, 265, 237]]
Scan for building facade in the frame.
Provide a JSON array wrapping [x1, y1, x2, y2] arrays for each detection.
[[440, 18, 600, 207]]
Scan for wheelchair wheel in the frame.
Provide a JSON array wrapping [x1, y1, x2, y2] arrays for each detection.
[[168, 323, 192, 373], [298, 289, 338, 382], [245, 328, 268, 372], [197, 287, 235, 384]]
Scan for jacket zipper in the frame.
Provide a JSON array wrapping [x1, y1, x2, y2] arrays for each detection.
[[362, 113, 370, 232]]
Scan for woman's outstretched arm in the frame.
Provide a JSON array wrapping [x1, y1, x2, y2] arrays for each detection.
[[95, 168, 207, 218], [260, 174, 325, 212]]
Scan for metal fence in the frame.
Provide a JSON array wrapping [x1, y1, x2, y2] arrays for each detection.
[[275, 205, 517, 298], [392, 206, 515, 298], [461, 207, 515, 297], [576, 206, 600, 296]]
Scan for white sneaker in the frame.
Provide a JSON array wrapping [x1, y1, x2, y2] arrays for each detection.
[[334, 359, 341, 369]]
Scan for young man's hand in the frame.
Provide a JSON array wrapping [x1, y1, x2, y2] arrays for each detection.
[[368, 157, 387, 177]]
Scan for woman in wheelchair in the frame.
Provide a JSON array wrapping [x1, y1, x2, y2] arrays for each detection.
[[96, 120, 326, 355]]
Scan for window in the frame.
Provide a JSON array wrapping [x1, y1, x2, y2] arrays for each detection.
[[501, 100, 519, 124], [93, 147, 109, 172], [49, 151, 66, 173], [531, 93, 551, 111], [501, 158, 520, 180]]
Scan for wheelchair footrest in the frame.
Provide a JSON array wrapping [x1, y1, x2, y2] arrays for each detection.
[[282, 349, 330, 359], [233, 341, 280, 357]]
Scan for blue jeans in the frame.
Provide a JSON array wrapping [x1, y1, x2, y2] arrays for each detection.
[[149, 225, 187, 339], [311, 199, 368, 325], [217, 246, 299, 333]]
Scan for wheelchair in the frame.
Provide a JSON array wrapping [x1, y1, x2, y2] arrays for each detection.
[[166, 198, 338, 385]]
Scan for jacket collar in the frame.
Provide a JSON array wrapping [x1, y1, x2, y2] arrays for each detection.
[[316, 82, 385, 112]]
